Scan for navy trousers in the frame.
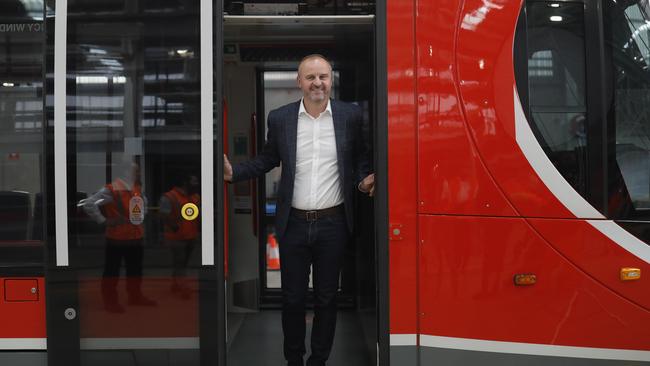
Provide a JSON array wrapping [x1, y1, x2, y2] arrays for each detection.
[[279, 210, 348, 366]]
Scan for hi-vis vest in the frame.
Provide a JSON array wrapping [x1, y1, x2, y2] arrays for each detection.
[[104, 179, 144, 240], [163, 188, 199, 241]]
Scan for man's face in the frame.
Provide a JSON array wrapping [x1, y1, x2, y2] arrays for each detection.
[[297, 57, 332, 104]]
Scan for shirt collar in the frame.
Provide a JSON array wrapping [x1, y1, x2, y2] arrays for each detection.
[[299, 98, 332, 119]]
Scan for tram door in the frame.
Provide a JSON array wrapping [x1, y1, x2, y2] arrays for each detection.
[[44, 1, 224, 365]]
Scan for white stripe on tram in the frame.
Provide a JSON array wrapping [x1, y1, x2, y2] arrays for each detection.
[[513, 87, 604, 219], [389, 334, 418, 346], [587, 220, 650, 264], [54, 0, 69, 267], [513, 86, 650, 264], [419, 334, 650, 362], [0, 338, 46, 350], [200, 0, 214, 266]]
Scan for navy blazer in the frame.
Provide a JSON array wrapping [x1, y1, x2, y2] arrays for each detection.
[[232, 99, 371, 240]]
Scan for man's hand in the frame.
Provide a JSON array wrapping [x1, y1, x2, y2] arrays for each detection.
[[359, 173, 375, 197], [224, 154, 233, 182]]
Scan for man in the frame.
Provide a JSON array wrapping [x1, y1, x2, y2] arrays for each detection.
[[224, 54, 374, 366], [81, 160, 156, 313], [159, 172, 200, 299]]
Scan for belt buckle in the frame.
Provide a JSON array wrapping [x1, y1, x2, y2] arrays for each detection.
[[305, 210, 318, 221]]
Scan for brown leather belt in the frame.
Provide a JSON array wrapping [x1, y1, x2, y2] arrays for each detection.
[[290, 204, 344, 222]]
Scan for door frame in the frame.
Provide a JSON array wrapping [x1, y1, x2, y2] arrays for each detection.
[[375, 0, 390, 364]]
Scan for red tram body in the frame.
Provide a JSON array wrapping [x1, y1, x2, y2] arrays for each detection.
[[388, 0, 650, 364]]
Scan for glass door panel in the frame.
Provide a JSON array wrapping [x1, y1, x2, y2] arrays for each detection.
[[0, 0, 45, 268], [46, 0, 220, 364]]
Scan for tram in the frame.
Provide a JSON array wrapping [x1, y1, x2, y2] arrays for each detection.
[[0, 0, 649, 365]]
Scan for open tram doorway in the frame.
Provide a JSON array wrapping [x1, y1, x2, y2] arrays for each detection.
[[222, 7, 380, 366]]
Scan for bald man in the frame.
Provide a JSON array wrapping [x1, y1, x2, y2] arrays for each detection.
[[224, 54, 374, 366]]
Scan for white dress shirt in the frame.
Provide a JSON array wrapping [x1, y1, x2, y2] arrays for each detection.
[[291, 99, 343, 210]]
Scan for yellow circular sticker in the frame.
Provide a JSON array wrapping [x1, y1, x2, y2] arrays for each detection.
[[181, 203, 199, 221]]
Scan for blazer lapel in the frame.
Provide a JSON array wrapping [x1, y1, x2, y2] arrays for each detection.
[[332, 100, 346, 179], [286, 101, 300, 175]]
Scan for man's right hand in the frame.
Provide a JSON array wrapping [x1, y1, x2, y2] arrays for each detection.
[[224, 154, 233, 182]]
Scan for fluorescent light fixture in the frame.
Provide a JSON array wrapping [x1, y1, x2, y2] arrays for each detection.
[[76, 76, 126, 84], [549, 3, 560, 7], [76, 76, 108, 84], [550, 15, 563, 22], [100, 59, 120, 66], [175, 49, 194, 58], [2, 82, 14, 87]]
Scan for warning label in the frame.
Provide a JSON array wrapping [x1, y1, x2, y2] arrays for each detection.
[[129, 196, 145, 225]]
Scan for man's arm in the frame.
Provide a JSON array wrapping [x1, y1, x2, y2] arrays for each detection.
[[225, 112, 281, 183], [80, 187, 112, 224]]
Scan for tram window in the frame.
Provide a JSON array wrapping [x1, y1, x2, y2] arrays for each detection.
[[0, 3, 45, 267], [68, 0, 125, 13], [519, 2, 589, 196], [526, 3, 587, 195], [604, 0, 650, 221]]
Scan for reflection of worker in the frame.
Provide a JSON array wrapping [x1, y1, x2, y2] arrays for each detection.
[[224, 55, 374, 366], [160, 172, 200, 299], [82, 160, 156, 313]]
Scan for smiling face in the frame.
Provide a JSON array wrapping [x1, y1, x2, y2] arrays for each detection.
[[297, 56, 332, 104]]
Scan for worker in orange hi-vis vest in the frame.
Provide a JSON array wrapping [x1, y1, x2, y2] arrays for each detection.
[[82, 160, 157, 313], [159, 171, 200, 299]]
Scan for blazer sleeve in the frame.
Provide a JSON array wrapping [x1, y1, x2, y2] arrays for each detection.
[[231, 111, 282, 182], [353, 105, 372, 187]]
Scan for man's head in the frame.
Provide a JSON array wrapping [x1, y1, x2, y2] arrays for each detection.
[[297, 54, 332, 104]]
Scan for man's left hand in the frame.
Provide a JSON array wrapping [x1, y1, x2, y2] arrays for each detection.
[[359, 173, 375, 197]]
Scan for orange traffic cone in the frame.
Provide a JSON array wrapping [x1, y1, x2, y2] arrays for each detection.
[[266, 233, 280, 271]]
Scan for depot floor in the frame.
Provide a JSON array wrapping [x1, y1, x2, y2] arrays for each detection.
[[227, 310, 373, 366]]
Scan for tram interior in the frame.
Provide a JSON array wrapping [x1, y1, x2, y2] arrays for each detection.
[[223, 11, 378, 366]]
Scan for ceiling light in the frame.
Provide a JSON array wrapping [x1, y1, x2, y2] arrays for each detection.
[[550, 16, 563, 22], [549, 3, 560, 7], [2, 82, 14, 87]]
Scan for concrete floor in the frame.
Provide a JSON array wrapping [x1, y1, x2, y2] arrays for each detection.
[[227, 310, 374, 366]]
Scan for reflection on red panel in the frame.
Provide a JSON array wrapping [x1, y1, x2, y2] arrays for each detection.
[[530, 219, 650, 312], [416, 0, 515, 217], [0, 277, 46, 338], [388, 0, 418, 335], [418, 215, 650, 350], [79, 277, 198, 338], [455, 0, 575, 218]]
